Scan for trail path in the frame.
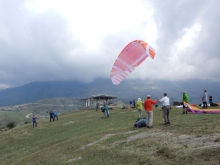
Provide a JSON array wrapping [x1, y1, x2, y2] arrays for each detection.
[[26, 113, 32, 119]]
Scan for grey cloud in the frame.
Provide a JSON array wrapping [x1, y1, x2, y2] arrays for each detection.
[[0, 1, 82, 86], [147, 0, 220, 80], [0, 0, 220, 89]]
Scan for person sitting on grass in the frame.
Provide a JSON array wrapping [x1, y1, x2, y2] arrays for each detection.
[[209, 95, 218, 107], [122, 104, 126, 109]]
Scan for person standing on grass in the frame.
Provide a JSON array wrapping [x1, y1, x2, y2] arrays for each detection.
[[182, 92, 189, 114], [202, 90, 209, 109], [96, 102, 99, 111], [102, 102, 109, 118], [32, 115, 37, 128], [129, 100, 133, 109], [133, 99, 136, 109], [49, 110, 54, 122], [136, 98, 144, 119], [158, 93, 170, 126], [53, 110, 58, 120], [144, 95, 157, 128]]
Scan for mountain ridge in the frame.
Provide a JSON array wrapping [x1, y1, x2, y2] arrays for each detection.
[[0, 78, 219, 107]]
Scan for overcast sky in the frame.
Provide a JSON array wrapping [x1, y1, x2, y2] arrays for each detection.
[[0, 0, 219, 89]]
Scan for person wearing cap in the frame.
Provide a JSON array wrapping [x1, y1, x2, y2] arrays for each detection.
[[182, 92, 189, 114], [144, 95, 157, 128], [136, 98, 144, 119], [158, 93, 170, 126]]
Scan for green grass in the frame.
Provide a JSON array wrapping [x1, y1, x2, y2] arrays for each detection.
[[1, 106, 220, 164], [0, 111, 27, 128]]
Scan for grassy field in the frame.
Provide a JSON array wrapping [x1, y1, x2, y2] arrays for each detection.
[[0, 111, 28, 129], [1, 106, 220, 165], [0, 97, 82, 128]]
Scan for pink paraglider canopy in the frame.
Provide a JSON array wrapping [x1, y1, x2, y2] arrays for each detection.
[[110, 40, 155, 85]]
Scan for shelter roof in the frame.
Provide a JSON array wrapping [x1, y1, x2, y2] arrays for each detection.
[[81, 94, 117, 100]]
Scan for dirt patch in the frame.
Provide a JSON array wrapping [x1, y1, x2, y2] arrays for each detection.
[[131, 110, 137, 112], [126, 132, 173, 142], [81, 134, 115, 149], [118, 131, 220, 151], [80, 130, 139, 150], [121, 130, 138, 134], [65, 157, 82, 163], [170, 133, 220, 150], [26, 113, 32, 119], [80, 129, 220, 153], [63, 121, 74, 125], [105, 130, 220, 153]]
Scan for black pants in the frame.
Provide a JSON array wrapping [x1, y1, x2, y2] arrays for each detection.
[[33, 121, 37, 127], [54, 116, 58, 120], [50, 116, 54, 122], [203, 102, 208, 108]]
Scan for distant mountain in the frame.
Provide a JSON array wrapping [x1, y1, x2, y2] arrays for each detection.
[[0, 78, 219, 107]]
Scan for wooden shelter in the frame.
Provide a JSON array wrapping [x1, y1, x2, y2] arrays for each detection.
[[81, 94, 117, 108]]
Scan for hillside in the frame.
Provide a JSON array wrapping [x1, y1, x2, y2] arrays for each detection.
[[0, 78, 220, 107], [1, 106, 220, 164], [0, 97, 82, 129]]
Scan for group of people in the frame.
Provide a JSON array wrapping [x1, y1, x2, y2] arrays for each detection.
[[202, 89, 218, 107], [49, 110, 58, 122], [32, 89, 217, 129], [129, 99, 136, 109], [135, 89, 217, 129], [182, 89, 219, 114], [175, 89, 218, 114], [32, 110, 59, 128], [136, 93, 171, 128], [98, 89, 218, 129]]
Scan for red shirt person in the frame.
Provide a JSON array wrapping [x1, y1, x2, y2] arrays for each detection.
[[144, 95, 157, 128]]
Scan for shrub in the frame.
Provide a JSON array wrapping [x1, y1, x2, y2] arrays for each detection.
[[7, 122, 15, 129]]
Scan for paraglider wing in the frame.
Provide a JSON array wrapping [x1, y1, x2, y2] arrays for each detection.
[[110, 40, 155, 85]]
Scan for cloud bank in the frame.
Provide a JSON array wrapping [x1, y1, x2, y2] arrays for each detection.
[[0, 0, 219, 89]]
